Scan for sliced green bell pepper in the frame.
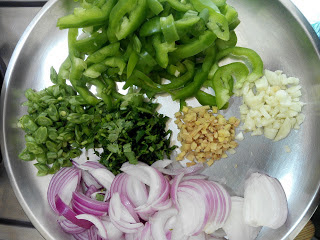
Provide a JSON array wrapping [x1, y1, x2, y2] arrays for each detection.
[[147, 0, 164, 15], [84, 57, 126, 78], [152, 33, 176, 68], [166, 0, 195, 12], [57, 0, 116, 29], [216, 47, 264, 88], [86, 42, 121, 65], [160, 14, 180, 42], [212, 62, 248, 109], [173, 46, 216, 100], [170, 30, 216, 61], [73, 28, 109, 54], [190, 0, 230, 40], [160, 60, 195, 90], [108, 0, 148, 42]]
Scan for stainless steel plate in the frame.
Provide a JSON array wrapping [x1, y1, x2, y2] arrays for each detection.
[[1, 0, 320, 239]]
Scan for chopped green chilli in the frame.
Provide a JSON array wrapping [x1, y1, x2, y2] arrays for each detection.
[[18, 74, 175, 175]]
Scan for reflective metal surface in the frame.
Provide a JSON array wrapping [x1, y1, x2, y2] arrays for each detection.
[[1, 0, 320, 239]]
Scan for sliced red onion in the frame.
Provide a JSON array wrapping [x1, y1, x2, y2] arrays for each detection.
[[125, 222, 153, 240], [109, 192, 143, 233], [121, 163, 171, 216], [171, 218, 189, 240], [182, 174, 209, 181], [176, 188, 207, 236], [151, 159, 173, 169], [72, 199, 107, 216], [73, 192, 109, 212], [102, 217, 125, 240], [48, 167, 81, 214], [55, 195, 93, 229], [243, 172, 288, 229], [72, 229, 90, 240], [152, 160, 205, 176], [58, 219, 86, 234], [89, 168, 115, 191], [174, 179, 231, 236], [85, 185, 99, 197], [75, 161, 115, 191], [170, 173, 184, 209], [150, 208, 178, 240], [126, 175, 148, 208], [203, 181, 231, 234], [76, 214, 108, 239], [78, 161, 107, 170], [82, 170, 102, 189], [223, 196, 261, 240]]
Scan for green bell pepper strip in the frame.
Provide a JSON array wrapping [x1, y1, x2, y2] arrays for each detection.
[[85, 42, 120, 65], [173, 46, 216, 100], [166, 0, 195, 12], [73, 28, 109, 54], [68, 29, 100, 105], [166, 61, 187, 76], [212, 62, 248, 109], [175, 16, 200, 29], [84, 57, 126, 78], [195, 90, 216, 106], [159, 60, 195, 90], [80, 0, 107, 9], [190, 0, 230, 41], [212, 0, 226, 7], [122, 43, 134, 62], [160, 14, 180, 43], [152, 33, 176, 68], [147, 0, 164, 15], [102, 76, 124, 99], [126, 70, 164, 93], [135, 50, 158, 74], [108, 0, 148, 42], [216, 47, 264, 88], [221, 4, 238, 24], [69, 57, 100, 105], [229, 18, 240, 30], [132, 35, 142, 53], [127, 51, 140, 78], [170, 30, 216, 61], [87, 78, 113, 110], [180, 99, 187, 111], [57, 0, 116, 29], [216, 30, 237, 50], [187, 9, 208, 38], [140, 17, 161, 37], [190, 0, 220, 12], [140, 15, 200, 38]]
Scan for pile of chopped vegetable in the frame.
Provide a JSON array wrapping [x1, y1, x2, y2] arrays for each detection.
[[18, 75, 176, 175], [47, 160, 288, 240], [54, 0, 263, 110], [175, 105, 239, 166], [239, 70, 305, 141]]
